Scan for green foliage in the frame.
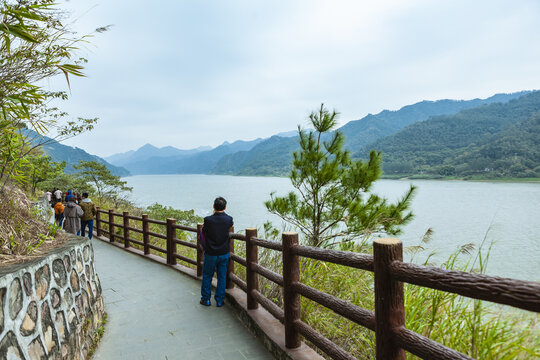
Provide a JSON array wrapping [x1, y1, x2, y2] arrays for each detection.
[[299, 240, 539, 359], [0, 0, 99, 189], [73, 160, 132, 203], [362, 91, 540, 179], [265, 104, 416, 247], [144, 203, 203, 226]]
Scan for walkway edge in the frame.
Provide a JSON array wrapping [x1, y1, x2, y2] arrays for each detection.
[[93, 235, 323, 360]]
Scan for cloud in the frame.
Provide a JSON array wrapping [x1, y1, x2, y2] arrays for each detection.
[[53, 0, 540, 157]]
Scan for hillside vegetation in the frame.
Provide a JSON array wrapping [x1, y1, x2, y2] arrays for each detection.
[[361, 91, 540, 178]]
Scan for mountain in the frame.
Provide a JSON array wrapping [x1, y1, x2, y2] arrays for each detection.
[[339, 91, 531, 150], [211, 136, 298, 176], [105, 144, 212, 167], [24, 130, 130, 176], [120, 138, 264, 175], [211, 91, 531, 176], [359, 91, 540, 178]]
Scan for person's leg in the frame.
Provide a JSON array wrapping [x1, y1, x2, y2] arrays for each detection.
[[87, 220, 94, 239], [214, 253, 230, 306], [201, 254, 217, 303], [81, 220, 87, 237]]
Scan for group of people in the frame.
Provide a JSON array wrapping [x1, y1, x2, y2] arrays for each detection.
[[46, 189, 97, 239]]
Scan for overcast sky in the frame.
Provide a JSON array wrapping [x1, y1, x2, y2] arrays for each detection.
[[52, 0, 540, 157]]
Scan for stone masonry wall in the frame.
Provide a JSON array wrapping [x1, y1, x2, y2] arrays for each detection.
[[0, 236, 104, 359]]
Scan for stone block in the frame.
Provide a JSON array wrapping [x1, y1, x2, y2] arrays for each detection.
[[50, 288, 61, 309], [9, 278, 23, 320], [0, 287, 5, 334], [63, 288, 73, 309], [23, 272, 32, 297], [63, 255, 71, 273], [41, 301, 59, 355], [35, 264, 50, 301], [83, 246, 90, 262], [52, 259, 67, 288], [0, 331, 25, 359], [70, 271, 79, 293], [20, 301, 38, 337], [28, 336, 47, 360]]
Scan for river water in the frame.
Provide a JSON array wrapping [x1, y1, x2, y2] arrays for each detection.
[[123, 175, 539, 281]]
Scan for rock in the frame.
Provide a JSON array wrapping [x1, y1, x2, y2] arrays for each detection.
[[55, 311, 68, 340], [63, 288, 73, 309], [0, 331, 25, 359], [23, 272, 33, 296], [64, 255, 71, 272], [83, 245, 90, 262], [67, 309, 78, 333], [35, 264, 51, 300], [52, 259, 67, 288], [27, 336, 47, 360], [75, 295, 83, 320], [41, 301, 59, 355], [76, 250, 83, 273], [20, 301, 38, 336], [70, 270, 79, 293], [85, 265, 90, 281], [9, 278, 23, 320], [69, 250, 76, 267], [81, 290, 89, 315], [50, 288, 61, 309], [0, 287, 5, 334]]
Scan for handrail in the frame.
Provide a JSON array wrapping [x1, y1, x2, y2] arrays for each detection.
[[93, 207, 540, 360]]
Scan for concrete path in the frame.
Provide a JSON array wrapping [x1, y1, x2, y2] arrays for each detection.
[[91, 239, 274, 360]]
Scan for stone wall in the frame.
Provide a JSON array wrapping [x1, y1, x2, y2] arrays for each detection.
[[0, 236, 104, 359]]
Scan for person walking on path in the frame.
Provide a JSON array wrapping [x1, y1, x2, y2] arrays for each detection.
[[53, 199, 65, 227], [63, 197, 83, 235], [200, 197, 234, 307], [65, 190, 75, 203], [54, 188, 63, 202], [79, 192, 96, 239]]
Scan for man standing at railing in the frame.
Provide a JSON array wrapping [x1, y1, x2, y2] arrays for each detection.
[[200, 197, 234, 307]]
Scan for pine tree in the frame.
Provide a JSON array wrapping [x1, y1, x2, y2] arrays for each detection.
[[265, 104, 416, 248]]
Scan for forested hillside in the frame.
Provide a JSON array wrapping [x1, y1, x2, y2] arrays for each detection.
[[25, 131, 130, 176], [360, 91, 540, 178], [211, 136, 298, 176], [211, 91, 530, 177]]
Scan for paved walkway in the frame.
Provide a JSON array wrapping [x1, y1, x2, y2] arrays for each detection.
[[91, 239, 274, 360]]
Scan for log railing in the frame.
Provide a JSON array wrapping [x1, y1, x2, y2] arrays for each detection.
[[94, 207, 540, 360]]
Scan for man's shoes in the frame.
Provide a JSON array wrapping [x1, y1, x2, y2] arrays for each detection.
[[216, 301, 224, 307], [200, 299, 211, 306]]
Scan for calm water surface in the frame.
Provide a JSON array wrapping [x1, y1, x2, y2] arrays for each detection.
[[123, 175, 540, 281]]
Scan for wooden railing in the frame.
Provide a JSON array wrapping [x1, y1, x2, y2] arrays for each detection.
[[94, 208, 540, 360]]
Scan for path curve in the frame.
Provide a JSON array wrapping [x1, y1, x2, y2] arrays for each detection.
[[91, 239, 274, 360]]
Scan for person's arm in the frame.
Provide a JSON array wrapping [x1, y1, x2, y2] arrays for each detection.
[[77, 206, 84, 217], [92, 203, 97, 217]]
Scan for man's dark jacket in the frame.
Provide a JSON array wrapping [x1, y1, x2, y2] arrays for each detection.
[[203, 212, 234, 256]]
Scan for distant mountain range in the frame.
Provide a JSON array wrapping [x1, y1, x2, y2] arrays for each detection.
[[24, 130, 130, 176], [66, 89, 537, 179]]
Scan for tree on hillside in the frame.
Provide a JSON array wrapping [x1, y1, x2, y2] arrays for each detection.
[[74, 161, 132, 203], [265, 104, 416, 248]]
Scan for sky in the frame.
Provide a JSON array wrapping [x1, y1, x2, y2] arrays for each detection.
[[50, 0, 540, 157]]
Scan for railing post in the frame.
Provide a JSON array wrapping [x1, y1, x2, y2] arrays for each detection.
[[142, 214, 150, 255], [123, 211, 130, 248], [282, 231, 301, 348], [96, 207, 101, 237], [374, 238, 405, 360], [226, 226, 235, 289], [166, 218, 177, 265], [196, 224, 204, 278], [246, 228, 259, 310], [108, 209, 114, 243]]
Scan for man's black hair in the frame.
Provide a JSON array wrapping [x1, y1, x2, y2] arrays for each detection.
[[213, 197, 227, 211], [82, 192, 89, 198]]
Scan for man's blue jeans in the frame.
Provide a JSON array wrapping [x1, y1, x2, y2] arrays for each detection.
[[80, 220, 94, 239], [201, 252, 229, 304]]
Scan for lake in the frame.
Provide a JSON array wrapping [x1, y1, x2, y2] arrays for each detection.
[[123, 174, 540, 282]]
